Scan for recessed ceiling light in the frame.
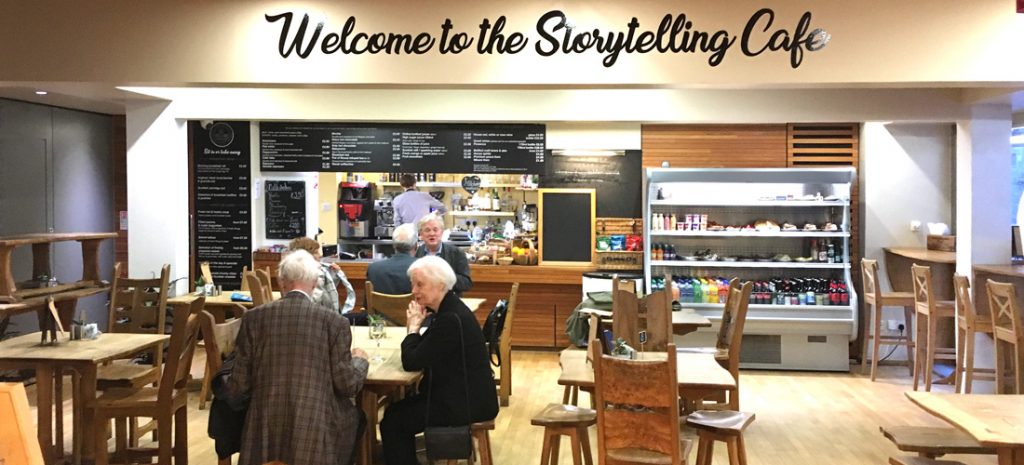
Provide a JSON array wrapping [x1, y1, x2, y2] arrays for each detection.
[[34, 90, 47, 95]]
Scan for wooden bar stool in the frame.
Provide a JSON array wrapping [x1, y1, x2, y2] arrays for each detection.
[[951, 274, 995, 393], [910, 265, 957, 392], [686, 410, 755, 465], [986, 280, 1024, 394], [443, 421, 495, 465], [531, 403, 596, 465], [861, 259, 916, 380]]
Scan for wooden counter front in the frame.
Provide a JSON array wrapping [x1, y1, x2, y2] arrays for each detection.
[[324, 261, 594, 348], [972, 264, 1024, 318]]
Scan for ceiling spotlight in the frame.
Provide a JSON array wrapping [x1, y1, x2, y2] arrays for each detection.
[[34, 90, 48, 95]]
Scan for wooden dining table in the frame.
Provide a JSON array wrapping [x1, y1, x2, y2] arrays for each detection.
[[350, 326, 419, 465], [906, 392, 1024, 465], [0, 331, 169, 465], [578, 307, 713, 336], [558, 348, 736, 412]]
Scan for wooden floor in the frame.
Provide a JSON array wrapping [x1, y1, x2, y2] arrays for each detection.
[[26, 350, 997, 465]]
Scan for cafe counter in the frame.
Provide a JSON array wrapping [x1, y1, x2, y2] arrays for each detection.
[[254, 252, 595, 348]]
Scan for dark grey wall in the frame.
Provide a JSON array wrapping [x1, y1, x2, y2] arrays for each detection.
[[0, 98, 114, 334]]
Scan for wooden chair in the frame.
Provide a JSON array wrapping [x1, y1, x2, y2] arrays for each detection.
[[861, 258, 916, 381], [200, 261, 214, 286], [0, 382, 45, 465], [256, 268, 274, 296], [686, 410, 755, 465], [97, 262, 170, 391], [530, 403, 597, 465], [92, 296, 205, 465], [612, 275, 636, 294], [198, 306, 245, 410], [952, 274, 995, 393], [591, 340, 692, 465], [680, 278, 752, 410], [365, 281, 413, 326], [244, 271, 270, 307], [986, 280, 1024, 394], [910, 264, 957, 391], [611, 283, 672, 352], [239, 266, 249, 291], [440, 421, 495, 465], [494, 283, 519, 407], [879, 425, 994, 459]]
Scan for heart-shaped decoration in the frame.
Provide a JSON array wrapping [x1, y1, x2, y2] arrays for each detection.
[[461, 175, 482, 194]]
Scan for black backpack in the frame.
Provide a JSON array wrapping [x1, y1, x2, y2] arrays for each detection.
[[482, 299, 509, 367]]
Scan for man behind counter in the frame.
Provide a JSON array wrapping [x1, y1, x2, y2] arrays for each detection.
[[393, 174, 446, 226], [366, 223, 417, 295], [414, 212, 472, 296]]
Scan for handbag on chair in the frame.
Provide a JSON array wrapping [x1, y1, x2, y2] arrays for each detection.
[[423, 314, 474, 461]]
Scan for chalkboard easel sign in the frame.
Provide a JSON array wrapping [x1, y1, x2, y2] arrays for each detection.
[[538, 188, 596, 266], [265, 180, 306, 239]]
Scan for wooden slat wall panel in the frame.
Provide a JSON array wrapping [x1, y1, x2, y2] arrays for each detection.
[[111, 115, 127, 276], [641, 125, 788, 168], [787, 123, 863, 361]]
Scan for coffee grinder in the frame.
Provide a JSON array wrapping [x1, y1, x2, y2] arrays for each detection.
[[373, 196, 396, 238], [338, 182, 375, 239]]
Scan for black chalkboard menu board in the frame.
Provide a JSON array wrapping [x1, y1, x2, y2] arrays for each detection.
[[191, 121, 251, 291], [264, 180, 306, 239], [259, 122, 546, 174], [541, 150, 642, 218], [538, 188, 595, 265]]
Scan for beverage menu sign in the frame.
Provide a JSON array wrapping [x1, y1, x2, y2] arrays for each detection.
[[259, 122, 545, 174], [191, 121, 252, 291]]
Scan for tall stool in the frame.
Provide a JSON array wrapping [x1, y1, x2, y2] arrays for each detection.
[[531, 403, 596, 465], [911, 264, 957, 391], [861, 259, 917, 381], [687, 410, 755, 465], [986, 280, 1024, 394], [443, 421, 495, 465], [951, 274, 995, 393]]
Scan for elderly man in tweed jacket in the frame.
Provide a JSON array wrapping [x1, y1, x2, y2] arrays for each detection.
[[229, 249, 370, 465]]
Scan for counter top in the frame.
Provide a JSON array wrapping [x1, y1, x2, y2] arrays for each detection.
[[884, 247, 956, 264], [334, 261, 594, 284], [974, 264, 1024, 279]]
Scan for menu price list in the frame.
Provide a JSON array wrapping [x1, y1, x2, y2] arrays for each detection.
[[260, 122, 545, 174], [192, 121, 251, 290]]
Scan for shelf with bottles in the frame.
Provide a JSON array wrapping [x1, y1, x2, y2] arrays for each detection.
[[651, 274, 853, 308], [648, 209, 845, 234], [449, 211, 515, 217], [649, 199, 849, 207], [650, 260, 849, 269], [650, 230, 849, 238]]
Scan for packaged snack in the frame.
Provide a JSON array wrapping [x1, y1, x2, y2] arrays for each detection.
[[597, 236, 612, 251], [625, 234, 643, 251], [609, 235, 626, 251]]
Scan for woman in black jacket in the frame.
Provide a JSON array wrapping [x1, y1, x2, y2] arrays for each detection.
[[380, 255, 499, 465]]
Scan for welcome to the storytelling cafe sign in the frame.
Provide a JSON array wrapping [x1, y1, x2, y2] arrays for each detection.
[[264, 8, 831, 69]]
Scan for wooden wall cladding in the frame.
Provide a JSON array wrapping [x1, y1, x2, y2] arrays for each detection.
[[112, 115, 127, 275], [641, 124, 788, 168], [787, 123, 864, 360]]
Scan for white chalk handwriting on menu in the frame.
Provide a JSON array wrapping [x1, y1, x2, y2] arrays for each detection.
[[265, 181, 305, 239]]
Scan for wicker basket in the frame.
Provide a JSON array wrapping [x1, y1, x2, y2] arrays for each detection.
[[512, 238, 538, 266], [596, 251, 643, 270]]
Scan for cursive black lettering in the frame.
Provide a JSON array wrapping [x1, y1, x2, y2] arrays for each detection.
[[265, 12, 323, 58], [534, 10, 566, 57], [740, 8, 773, 57]]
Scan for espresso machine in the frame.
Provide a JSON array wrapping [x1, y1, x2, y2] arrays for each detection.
[[373, 196, 396, 238], [338, 182, 375, 239]]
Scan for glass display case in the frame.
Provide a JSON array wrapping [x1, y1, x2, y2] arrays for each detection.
[[644, 168, 858, 371]]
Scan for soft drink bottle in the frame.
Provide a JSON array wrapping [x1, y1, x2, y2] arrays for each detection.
[[707, 279, 718, 304]]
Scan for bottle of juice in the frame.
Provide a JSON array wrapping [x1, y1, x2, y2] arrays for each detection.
[[692, 278, 703, 303], [718, 278, 729, 303], [707, 279, 718, 304]]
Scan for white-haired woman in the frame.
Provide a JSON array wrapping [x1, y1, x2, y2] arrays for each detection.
[[379, 256, 498, 465]]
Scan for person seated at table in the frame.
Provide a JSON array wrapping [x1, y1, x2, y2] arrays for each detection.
[[288, 236, 356, 315], [367, 223, 418, 295], [379, 256, 498, 465], [414, 213, 472, 296], [228, 250, 370, 465]]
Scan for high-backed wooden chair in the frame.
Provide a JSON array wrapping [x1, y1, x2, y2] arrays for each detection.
[[611, 284, 672, 352], [198, 306, 245, 410], [861, 259, 916, 381], [365, 281, 413, 326], [986, 280, 1024, 394], [200, 261, 214, 286], [612, 275, 636, 294], [244, 271, 270, 307], [0, 382, 45, 465], [679, 278, 752, 410], [911, 264, 957, 391], [92, 296, 205, 465], [256, 268, 274, 297], [494, 283, 519, 407], [239, 266, 249, 291], [952, 274, 995, 393], [97, 262, 170, 391], [591, 340, 691, 465]]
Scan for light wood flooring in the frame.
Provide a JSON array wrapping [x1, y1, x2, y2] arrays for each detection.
[[24, 351, 997, 465]]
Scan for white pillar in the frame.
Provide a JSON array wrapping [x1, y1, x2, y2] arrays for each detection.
[[954, 103, 1012, 393], [125, 99, 191, 295]]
